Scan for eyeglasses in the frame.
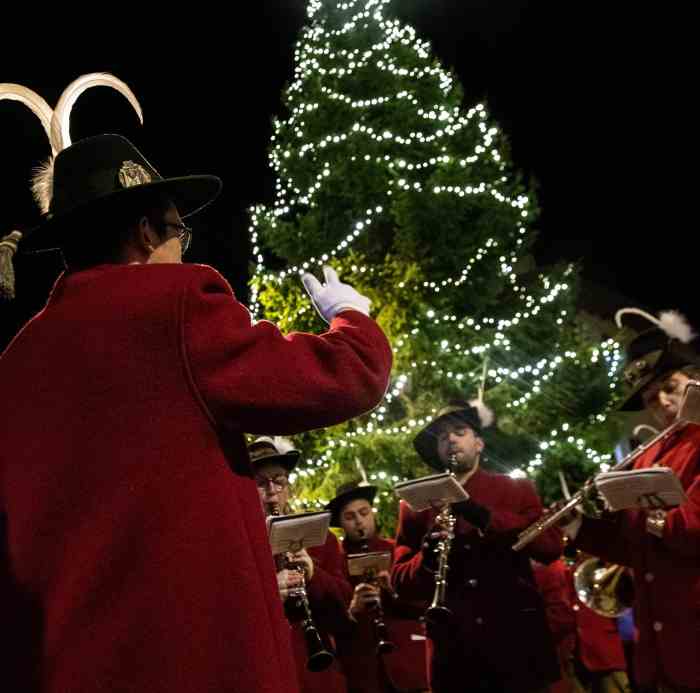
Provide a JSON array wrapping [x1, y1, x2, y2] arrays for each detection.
[[161, 221, 192, 254], [255, 474, 290, 490]]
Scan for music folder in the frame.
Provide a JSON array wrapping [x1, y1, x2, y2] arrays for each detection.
[[267, 510, 331, 555], [393, 472, 469, 512], [594, 467, 687, 511], [346, 550, 392, 577]]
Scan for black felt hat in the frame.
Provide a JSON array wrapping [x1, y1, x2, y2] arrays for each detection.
[[24, 134, 221, 250], [616, 309, 700, 411], [413, 399, 494, 471], [247, 436, 301, 473], [326, 480, 377, 527]]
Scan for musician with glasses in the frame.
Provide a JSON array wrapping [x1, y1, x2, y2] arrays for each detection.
[[250, 437, 354, 693], [0, 131, 392, 693], [392, 398, 561, 693], [565, 309, 700, 693]]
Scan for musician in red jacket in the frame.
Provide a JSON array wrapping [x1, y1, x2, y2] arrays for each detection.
[[568, 309, 700, 693], [531, 558, 577, 693], [532, 556, 631, 693], [328, 481, 429, 693], [0, 133, 392, 693], [392, 398, 562, 693], [251, 437, 353, 693]]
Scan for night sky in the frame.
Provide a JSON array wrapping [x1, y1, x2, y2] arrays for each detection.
[[0, 1, 692, 349]]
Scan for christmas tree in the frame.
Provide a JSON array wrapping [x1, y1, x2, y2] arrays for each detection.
[[248, 0, 625, 532]]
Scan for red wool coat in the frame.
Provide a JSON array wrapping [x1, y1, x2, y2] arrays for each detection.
[[532, 557, 627, 693], [574, 425, 700, 690], [0, 263, 392, 693], [392, 467, 563, 693], [291, 531, 352, 693], [336, 534, 429, 693], [532, 559, 577, 658]]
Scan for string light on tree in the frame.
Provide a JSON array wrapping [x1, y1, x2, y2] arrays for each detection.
[[249, 0, 625, 522]]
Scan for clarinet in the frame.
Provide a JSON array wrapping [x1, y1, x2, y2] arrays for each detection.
[[359, 535, 396, 656], [424, 453, 458, 628], [268, 502, 334, 672]]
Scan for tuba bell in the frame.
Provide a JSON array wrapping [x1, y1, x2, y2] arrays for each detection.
[[573, 557, 634, 618]]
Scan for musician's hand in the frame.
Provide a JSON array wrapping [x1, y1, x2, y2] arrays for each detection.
[[277, 568, 304, 600], [421, 528, 447, 571], [374, 570, 393, 595], [580, 482, 609, 519], [451, 499, 490, 532], [349, 582, 381, 619], [288, 549, 315, 581]]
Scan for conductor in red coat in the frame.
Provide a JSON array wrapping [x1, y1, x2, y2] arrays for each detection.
[[0, 134, 392, 693], [328, 481, 429, 693], [392, 398, 562, 693]]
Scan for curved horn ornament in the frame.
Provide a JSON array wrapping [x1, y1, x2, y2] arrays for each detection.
[[0, 83, 55, 152], [50, 72, 143, 153]]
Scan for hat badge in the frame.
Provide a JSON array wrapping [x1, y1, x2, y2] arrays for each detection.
[[118, 160, 152, 189], [624, 358, 649, 385]]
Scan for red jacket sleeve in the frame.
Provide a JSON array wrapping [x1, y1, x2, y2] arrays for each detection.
[[662, 473, 700, 556], [306, 533, 354, 635], [532, 560, 576, 649], [574, 512, 639, 567], [391, 501, 435, 602], [481, 479, 563, 564], [182, 266, 392, 434]]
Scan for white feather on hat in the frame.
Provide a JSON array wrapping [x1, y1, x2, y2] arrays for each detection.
[[615, 307, 696, 344], [269, 436, 297, 455], [469, 397, 494, 429], [658, 310, 696, 344]]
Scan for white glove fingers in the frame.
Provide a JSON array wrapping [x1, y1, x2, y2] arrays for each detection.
[[301, 272, 323, 297], [323, 265, 340, 285]]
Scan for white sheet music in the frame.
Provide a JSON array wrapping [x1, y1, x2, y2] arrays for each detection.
[[266, 510, 331, 555], [594, 467, 687, 512], [346, 551, 392, 577], [393, 472, 469, 512]]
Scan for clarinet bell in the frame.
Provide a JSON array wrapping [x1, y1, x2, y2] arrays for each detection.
[[303, 623, 335, 672]]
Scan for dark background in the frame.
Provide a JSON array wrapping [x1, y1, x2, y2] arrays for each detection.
[[0, 1, 692, 347]]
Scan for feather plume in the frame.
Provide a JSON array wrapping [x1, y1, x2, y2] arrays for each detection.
[[31, 157, 55, 215], [270, 436, 296, 455], [469, 398, 494, 429], [354, 457, 370, 486], [658, 310, 696, 344]]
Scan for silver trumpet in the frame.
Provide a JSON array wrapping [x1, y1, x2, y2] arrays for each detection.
[[424, 453, 458, 628], [513, 380, 700, 552]]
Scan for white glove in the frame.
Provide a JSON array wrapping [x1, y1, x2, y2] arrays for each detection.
[[301, 266, 371, 324]]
